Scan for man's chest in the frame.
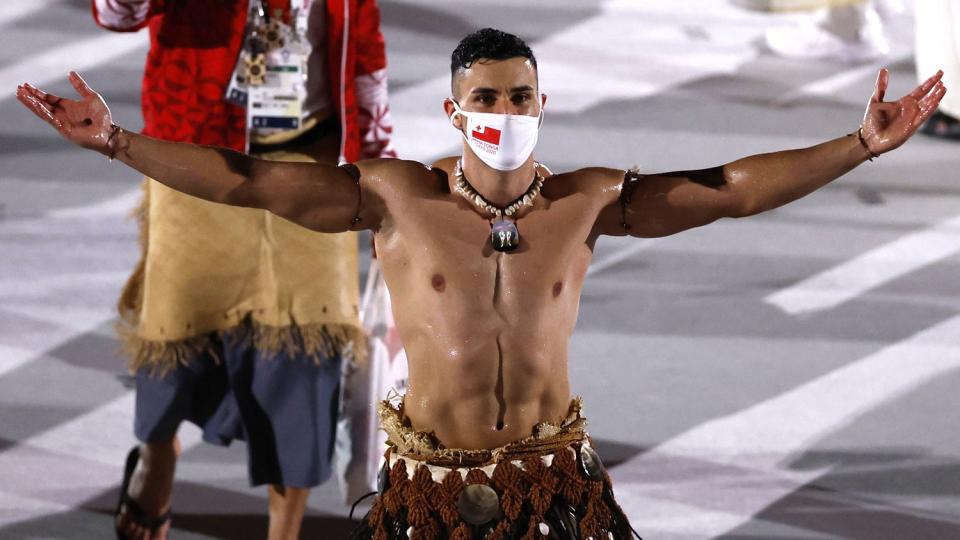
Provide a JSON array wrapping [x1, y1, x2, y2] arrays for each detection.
[[377, 194, 597, 298]]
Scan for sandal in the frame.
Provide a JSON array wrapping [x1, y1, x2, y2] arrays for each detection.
[[115, 446, 172, 539]]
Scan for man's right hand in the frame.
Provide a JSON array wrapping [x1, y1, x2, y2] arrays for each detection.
[[17, 69, 386, 236], [16, 71, 116, 155]]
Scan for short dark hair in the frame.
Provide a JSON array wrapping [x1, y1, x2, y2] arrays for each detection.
[[450, 28, 537, 79]]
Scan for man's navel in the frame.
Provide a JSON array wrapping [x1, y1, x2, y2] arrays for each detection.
[[431, 273, 446, 293]]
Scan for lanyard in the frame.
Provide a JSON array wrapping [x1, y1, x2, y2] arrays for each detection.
[[252, 0, 309, 37]]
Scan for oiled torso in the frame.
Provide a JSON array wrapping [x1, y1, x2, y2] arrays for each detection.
[[369, 159, 619, 449]]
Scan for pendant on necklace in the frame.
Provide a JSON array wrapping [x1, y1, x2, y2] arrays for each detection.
[[490, 217, 520, 252]]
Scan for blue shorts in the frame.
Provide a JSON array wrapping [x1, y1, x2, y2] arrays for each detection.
[[133, 325, 343, 489]]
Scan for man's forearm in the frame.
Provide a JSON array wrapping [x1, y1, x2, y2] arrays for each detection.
[[107, 127, 366, 232], [726, 132, 873, 217], [111, 127, 257, 205]]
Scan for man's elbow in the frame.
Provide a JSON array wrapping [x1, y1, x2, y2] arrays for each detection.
[[716, 187, 761, 219], [729, 196, 756, 218], [218, 181, 266, 210], [217, 154, 266, 207]]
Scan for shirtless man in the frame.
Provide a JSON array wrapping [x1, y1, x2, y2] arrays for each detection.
[[17, 28, 945, 540]]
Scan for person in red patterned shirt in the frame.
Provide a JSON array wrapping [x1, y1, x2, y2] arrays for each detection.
[[91, 1, 395, 539]]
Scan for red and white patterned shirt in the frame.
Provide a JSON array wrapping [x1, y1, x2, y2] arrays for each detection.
[[92, 0, 396, 161]]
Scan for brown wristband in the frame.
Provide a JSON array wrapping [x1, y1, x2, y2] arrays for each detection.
[[105, 124, 122, 161], [852, 127, 879, 162]]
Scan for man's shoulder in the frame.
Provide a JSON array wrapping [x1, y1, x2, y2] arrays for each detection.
[[358, 158, 449, 195], [358, 158, 435, 180], [431, 156, 459, 172], [545, 166, 625, 199]]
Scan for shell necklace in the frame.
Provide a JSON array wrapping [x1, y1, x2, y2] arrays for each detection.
[[453, 158, 544, 252]]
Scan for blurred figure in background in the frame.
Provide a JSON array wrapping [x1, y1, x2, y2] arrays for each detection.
[[92, 1, 395, 539], [736, 0, 903, 62], [916, 0, 960, 139]]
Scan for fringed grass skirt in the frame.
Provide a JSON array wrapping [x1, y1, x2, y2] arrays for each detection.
[[351, 399, 640, 539]]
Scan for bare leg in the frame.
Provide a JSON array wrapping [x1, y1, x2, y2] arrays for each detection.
[[267, 485, 310, 540], [117, 436, 180, 540]]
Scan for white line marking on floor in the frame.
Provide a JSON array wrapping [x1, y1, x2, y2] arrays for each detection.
[[0, 489, 73, 526], [587, 238, 659, 277], [775, 52, 911, 105], [0, 31, 148, 93], [610, 313, 960, 539], [0, 344, 38, 378], [22, 392, 139, 467], [0, 1, 56, 27], [48, 188, 142, 220], [1, 304, 116, 336], [0, 271, 130, 298], [22, 391, 204, 469], [766, 214, 960, 316]]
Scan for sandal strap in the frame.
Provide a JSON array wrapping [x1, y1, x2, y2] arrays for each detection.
[[121, 491, 171, 532]]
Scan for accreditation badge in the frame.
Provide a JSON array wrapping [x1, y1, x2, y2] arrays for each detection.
[[225, 1, 310, 137], [247, 44, 307, 135]]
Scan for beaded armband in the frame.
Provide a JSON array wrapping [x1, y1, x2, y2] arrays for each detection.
[[619, 168, 643, 234], [339, 162, 363, 227]]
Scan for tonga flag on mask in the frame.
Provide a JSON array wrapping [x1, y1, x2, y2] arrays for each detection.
[[335, 259, 408, 503]]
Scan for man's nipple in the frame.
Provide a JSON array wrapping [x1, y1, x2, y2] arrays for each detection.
[[431, 274, 446, 292]]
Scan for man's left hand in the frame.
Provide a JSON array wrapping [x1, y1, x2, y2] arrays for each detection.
[[862, 68, 946, 156]]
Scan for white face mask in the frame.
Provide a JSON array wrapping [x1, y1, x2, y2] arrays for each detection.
[[449, 97, 543, 171]]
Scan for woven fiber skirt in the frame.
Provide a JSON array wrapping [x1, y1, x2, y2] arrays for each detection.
[[351, 398, 640, 539]]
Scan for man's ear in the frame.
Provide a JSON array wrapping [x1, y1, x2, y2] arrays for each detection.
[[444, 98, 464, 129], [540, 93, 548, 110]]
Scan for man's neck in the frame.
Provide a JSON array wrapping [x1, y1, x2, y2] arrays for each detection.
[[459, 150, 537, 208]]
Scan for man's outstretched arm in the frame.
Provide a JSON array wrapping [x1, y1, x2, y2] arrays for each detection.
[[595, 69, 947, 238], [16, 72, 384, 233]]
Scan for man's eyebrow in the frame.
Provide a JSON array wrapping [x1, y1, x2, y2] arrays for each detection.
[[468, 85, 535, 95]]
